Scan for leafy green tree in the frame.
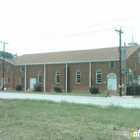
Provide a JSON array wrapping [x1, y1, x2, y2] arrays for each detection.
[[0, 51, 17, 59]]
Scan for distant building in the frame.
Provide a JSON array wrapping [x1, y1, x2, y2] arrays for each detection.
[[0, 45, 140, 94]]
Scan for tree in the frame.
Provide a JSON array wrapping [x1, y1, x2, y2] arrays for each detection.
[[0, 51, 17, 59]]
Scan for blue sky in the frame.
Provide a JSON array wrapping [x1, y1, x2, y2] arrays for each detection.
[[0, 0, 140, 55]]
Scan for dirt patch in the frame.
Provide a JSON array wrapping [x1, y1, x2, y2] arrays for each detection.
[[100, 90, 119, 97]]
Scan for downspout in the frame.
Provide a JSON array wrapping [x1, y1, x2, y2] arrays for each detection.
[[89, 61, 91, 93], [13, 65, 15, 90], [124, 43, 126, 95], [44, 64, 46, 92], [65, 63, 67, 93], [24, 65, 26, 91]]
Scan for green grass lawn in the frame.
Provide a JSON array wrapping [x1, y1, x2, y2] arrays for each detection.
[[0, 99, 139, 140]]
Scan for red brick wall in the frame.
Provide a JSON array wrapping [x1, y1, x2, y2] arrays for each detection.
[[0, 61, 14, 89], [46, 64, 65, 91], [91, 61, 119, 91], [126, 47, 140, 85], [14, 66, 25, 89], [68, 63, 89, 92], [0, 61, 120, 92], [26, 65, 44, 89]]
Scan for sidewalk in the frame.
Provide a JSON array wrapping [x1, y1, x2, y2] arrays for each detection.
[[0, 92, 140, 108]]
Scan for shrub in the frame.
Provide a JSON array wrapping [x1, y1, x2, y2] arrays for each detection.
[[127, 86, 140, 95], [89, 86, 99, 94], [34, 83, 43, 92], [54, 86, 62, 93], [15, 84, 22, 91]]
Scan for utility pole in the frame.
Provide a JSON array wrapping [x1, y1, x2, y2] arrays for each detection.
[[0, 41, 8, 90], [115, 28, 123, 97]]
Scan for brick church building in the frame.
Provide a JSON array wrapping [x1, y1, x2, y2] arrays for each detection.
[[0, 45, 140, 94]]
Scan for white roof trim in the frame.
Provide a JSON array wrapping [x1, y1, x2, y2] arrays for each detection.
[[0, 57, 15, 65], [14, 58, 119, 66], [126, 46, 140, 59]]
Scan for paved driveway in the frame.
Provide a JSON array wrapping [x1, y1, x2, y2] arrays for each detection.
[[0, 92, 140, 108]]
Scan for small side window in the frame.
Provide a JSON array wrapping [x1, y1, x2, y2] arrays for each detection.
[[55, 71, 60, 84], [20, 66, 25, 72], [76, 70, 81, 84], [38, 72, 42, 82], [96, 69, 102, 84], [109, 61, 115, 69], [7, 77, 10, 84], [20, 77, 24, 84]]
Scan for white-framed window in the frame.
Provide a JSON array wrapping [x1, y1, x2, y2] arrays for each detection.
[[4, 65, 7, 73], [38, 72, 42, 82], [20, 77, 24, 84], [76, 70, 81, 84], [96, 69, 102, 84], [7, 65, 10, 72], [7, 77, 10, 84], [55, 71, 60, 84], [4, 65, 10, 73], [109, 61, 115, 69], [20, 66, 25, 72]]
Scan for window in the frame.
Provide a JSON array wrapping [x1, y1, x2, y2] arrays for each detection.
[[109, 61, 115, 69], [55, 71, 60, 84], [20, 66, 25, 72], [20, 77, 24, 84], [4, 65, 10, 73], [96, 69, 102, 84], [4, 65, 7, 72], [7, 77, 10, 84], [7, 65, 10, 72], [1, 78, 5, 84], [76, 70, 81, 84], [38, 72, 42, 82]]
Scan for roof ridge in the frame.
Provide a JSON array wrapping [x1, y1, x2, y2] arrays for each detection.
[[19, 46, 119, 56]]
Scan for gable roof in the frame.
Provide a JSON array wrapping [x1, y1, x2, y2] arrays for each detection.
[[4, 45, 140, 65]]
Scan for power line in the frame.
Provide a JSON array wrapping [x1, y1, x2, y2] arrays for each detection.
[[39, 15, 140, 36], [9, 15, 140, 41], [42, 27, 114, 39], [0, 41, 8, 91]]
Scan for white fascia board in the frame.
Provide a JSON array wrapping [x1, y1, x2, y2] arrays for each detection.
[[14, 58, 119, 66], [0, 57, 15, 65], [15, 63, 46, 66], [126, 46, 140, 59]]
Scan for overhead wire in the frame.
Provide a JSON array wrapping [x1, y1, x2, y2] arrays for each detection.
[[42, 27, 115, 39], [8, 15, 140, 41], [39, 15, 140, 36]]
